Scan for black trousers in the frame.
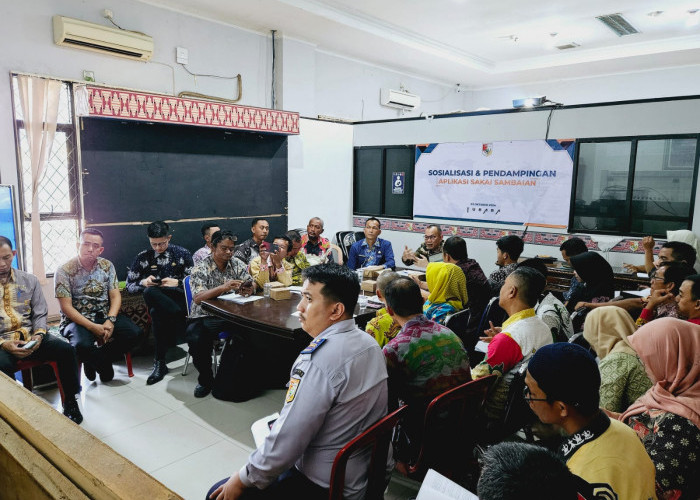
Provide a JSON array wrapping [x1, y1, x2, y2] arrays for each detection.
[[143, 286, 187, 360], [61, 313, 141, 372], [185, 316, 231, 387], [0, 333, 81, 399], [206, 468, 328, 500]]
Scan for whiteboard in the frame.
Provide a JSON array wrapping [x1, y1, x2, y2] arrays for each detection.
[[413, 140, 575, 228]]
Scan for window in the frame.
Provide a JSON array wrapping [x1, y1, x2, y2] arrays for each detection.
[[570, 135, 699, 236], [11, 76, 81, 275], [353, 145, 415, 219]]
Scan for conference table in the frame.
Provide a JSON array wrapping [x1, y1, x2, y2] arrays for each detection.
[[201, 293, 378, 387]]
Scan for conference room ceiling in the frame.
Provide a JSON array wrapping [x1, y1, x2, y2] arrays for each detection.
[[140, 0, 700, 88]]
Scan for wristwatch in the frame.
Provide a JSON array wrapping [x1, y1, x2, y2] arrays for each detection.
[[107, 315, 117, 323]]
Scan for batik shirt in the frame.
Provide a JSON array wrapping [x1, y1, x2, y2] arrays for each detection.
[[365, 307, 401, 348], [563, 276, 586, 303], [192, 245, 211, 264], [599, 352, 652, 413], [125, 244, 193, 294], [300, 234, 334, 265], [627, 409, 700, 500], [188, 255, 251, 318], [636, 300, 681, 327], [383, 315, 470, 402], [456, 258, 490, 314], [285, 252, 311, 286], [233, 238, 262, 265], [55, 256, 119, 332], [487, 262, 518, 295], [0, 269, 47, 346], [348, 238, 395, 270], [402, 240, 444, 266]]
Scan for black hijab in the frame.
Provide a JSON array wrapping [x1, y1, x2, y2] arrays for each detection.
[[570, 252, 615, 303]]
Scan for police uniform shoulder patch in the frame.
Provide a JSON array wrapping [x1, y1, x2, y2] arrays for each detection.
[[285, 378, 300, 403], [300, 338, 326, 355]]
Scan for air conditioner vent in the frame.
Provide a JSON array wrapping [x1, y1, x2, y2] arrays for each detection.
[[596, 13, 640, 36], [556, 42, 580, 50]]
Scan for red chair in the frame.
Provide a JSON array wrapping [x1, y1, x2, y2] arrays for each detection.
[[398, 375, 498, 482], [79, 345, 134, 379], [15, 359, 66, 403], [329, 405, 407, 500]]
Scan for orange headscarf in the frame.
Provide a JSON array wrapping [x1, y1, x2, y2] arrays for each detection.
[[621, 317, 700, 429]]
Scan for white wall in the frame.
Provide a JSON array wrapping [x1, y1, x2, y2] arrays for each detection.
[[288, 118, 354, 239]]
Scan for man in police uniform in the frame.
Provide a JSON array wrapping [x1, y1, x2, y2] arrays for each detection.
[[207, 264, 388, 500]]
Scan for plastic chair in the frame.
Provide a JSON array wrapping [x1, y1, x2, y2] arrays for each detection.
[[444, 308, 472, 345], [497, 362, 535, 442], [181, 275, 231, 376], [79, 348, 134, 379], [329, 405, 407, 500], [399, 375, 498, 481], [15, 359, 66, 403]]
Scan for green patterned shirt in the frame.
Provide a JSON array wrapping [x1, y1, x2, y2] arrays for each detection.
[[599, 352, 652, 413]]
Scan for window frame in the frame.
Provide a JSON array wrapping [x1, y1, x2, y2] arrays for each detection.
[[10, 75, 82, 274], [569, 133, 700, 237]]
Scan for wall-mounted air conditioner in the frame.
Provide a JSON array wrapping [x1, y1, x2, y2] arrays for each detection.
[[380, 88, 421, 110], [53, 15, 154, 61]]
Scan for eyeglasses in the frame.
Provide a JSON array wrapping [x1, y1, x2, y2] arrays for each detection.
[[424, 235, 438, 240], [650, 276, 665, 282], [522, 385, 548, 403]]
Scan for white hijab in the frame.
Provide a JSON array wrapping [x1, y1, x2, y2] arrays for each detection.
[[667, 229, 700, 271]]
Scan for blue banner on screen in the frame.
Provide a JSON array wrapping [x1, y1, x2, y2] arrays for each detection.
[[0, 185, 19, 267], [414, 140, 575, 228], [392, 172, 405, 195]]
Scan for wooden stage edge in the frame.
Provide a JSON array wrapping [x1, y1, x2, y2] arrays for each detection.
[[0, 372, 182, 500]]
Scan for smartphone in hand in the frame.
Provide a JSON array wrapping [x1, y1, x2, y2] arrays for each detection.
[[151, 277, 162, 285], [22, 340, 38, 349]]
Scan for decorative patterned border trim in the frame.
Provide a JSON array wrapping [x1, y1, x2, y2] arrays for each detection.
[[85, 86, 299, 135], [353, 217, 664, 254]]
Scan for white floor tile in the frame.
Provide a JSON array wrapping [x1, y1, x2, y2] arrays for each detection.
[[177, 397, 261, 443], [101, 412, 222, 473], [79, 389, 172, 439], [133, 370, 205, 411], [151, 440, 252, 500]]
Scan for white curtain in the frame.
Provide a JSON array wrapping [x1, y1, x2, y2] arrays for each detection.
[[17, 75, 62, 283]]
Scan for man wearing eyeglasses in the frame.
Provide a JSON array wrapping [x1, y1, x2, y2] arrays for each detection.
[[401, 224, 444, 268], [126, 221, 194, 385], [524, 343, 656, 500]]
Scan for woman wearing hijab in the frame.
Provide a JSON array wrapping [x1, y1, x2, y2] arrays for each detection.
[[423, 262, 468, 324], [568, 252, 615, 313], [583, 307, 651, 413], [619, 318, 700, 500]]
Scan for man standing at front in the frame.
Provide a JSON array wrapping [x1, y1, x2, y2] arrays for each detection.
[[348, 217, 395, 271], [55, 229, 141, 383], [207, 264, 388, 500], [126, 221, 194, 385], [234, 219, 269, 265]]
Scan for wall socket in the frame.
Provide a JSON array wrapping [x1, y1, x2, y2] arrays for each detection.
[[176, 47, 188, 65]]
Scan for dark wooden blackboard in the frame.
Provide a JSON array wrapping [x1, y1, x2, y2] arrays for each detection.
[[79, 118, 288, 278]]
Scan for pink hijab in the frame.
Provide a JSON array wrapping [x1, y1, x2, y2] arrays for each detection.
[[621, 317, 700, 429]]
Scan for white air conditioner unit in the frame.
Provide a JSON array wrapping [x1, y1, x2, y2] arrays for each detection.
[[53, 15, 154, 61], [380, 88, 421, 110]]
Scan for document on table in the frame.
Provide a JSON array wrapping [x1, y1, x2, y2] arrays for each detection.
[[416, 469, 478, 500], [251, 412, 280, 448], [218, 292, 264, 304], [623, 288, 651, 298]]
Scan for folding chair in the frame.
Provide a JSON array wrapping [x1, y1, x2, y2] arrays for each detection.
[[329, 405, 407, 500]]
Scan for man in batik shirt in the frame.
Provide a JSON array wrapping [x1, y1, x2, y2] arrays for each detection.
[[285, 230, 310, 286]]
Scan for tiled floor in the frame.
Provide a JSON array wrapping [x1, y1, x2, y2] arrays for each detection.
[[30, 346, 421, 500]]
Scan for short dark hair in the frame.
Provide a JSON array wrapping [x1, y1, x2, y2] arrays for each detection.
[[147, 221, 170, 238], [211, 230, 237, 247], [443, 236, 467, 261], [384, 277, 425, 317], [80, 228, 104, 240], [302, 264, 359, 317], [273, 235, 292, 252], [251, 218, 268, 228], [0, 236, 13, 249], [683, 274, 700, 301], [285, 230, 302, 243], [201, 222, 220, 237], [477, 442, 579, 500], [508, 267, 546, 307], [559, 237, 588, 256], [662, 241, 697, 266], [659, 261, 695, 295], [496, 235, 524, 260], [426, 224, 442, 235], [366, 217, 381, 229], [517, 258, 549, 279]]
